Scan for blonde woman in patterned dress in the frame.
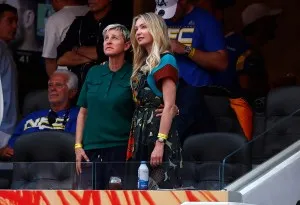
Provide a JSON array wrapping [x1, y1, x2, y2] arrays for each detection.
[[126, 12, 182, 189]]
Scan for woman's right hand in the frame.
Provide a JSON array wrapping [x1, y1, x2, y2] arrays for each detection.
[[155, 104, 179, 118], [75, 148, 90, 174]]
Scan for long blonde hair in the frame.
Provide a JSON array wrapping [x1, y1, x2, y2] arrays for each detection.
[[130, 12, 171, 79]]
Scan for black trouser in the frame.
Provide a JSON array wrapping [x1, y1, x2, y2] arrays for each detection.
[[176, 79, 215, 145], [79, 146, 127, 190]]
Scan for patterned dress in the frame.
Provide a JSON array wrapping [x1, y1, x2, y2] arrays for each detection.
[[126, 54, 182, 189]]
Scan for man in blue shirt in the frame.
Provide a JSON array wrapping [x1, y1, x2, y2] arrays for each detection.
[[0, 4, 18, 148], [0, 70, 79, 159], [214, 3, 281, 105], [155, 0, 228, 143]]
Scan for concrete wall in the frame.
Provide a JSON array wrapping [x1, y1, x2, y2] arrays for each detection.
[[241, 150, 300, 205]]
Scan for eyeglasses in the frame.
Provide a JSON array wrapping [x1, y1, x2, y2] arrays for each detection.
[[48, 82, 67, 89]]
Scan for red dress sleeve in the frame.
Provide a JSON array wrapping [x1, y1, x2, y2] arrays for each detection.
[[153, 64, 178, 91]]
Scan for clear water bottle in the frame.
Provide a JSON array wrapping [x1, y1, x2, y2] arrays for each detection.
[[138, 161, 149, 190]]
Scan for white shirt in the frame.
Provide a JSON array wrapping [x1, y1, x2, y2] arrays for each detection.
[[42, 5, 89, 70]]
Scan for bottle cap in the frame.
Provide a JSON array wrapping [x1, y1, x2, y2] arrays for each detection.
[[141, 161, 147, 164]]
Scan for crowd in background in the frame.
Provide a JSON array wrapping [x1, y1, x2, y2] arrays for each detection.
[[0, 0, 285, 189]]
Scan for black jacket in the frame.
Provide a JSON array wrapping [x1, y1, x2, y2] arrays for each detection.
[[57, 10, 131, 85]]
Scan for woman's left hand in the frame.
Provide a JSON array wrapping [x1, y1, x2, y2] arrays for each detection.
[[150, 141, 164, 167]]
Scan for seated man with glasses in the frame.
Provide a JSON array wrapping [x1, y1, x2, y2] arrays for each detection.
[[0, 70, 79, 159]]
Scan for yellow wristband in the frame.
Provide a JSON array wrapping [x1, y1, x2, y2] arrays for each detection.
[[158, 133, 168, 140], [188, 48, 196, 58], [74, 143, 82, 149]]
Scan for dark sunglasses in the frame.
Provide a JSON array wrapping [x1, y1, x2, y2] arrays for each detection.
[[48, 110, 58, 127], [47, 109, 70, 127]]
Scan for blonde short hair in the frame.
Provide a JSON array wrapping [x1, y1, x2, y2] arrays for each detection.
[[102, 24, 130, 42]]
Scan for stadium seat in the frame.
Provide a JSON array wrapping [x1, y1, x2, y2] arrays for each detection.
[[11, 131, 75, 189], [251, 111, 267, 164], [261, 86, 300, 161], [22, 89, 49, 116], [181, 132, 251, 190], [202, 86, 245, 136], [0, 168, 12, 189], [0, 178, 10, 189]]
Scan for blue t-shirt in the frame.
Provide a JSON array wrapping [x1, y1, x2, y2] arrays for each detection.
[[8, 107, 79, 148], [212, 32, 249, 91], [212, 32, 266, 99], [166, 8, 225, 87]]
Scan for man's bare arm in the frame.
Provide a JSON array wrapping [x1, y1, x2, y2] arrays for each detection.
[[171, 40, 228, 71], [57, 51, 92, 66], [45, 58, 57, 77], [188, 49, 228, 71], [77, 46, 98, 61]]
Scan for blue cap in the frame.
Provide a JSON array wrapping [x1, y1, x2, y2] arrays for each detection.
[[141, 161, 147, 164]]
